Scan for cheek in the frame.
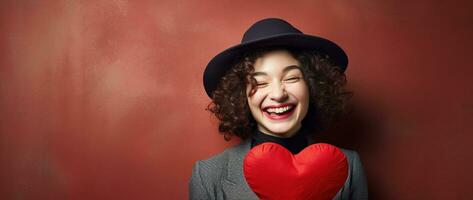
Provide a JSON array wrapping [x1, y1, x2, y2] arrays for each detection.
[[288, 83, 310, 102], [246, 84, 265, 105], [247, 92, 264, 108]]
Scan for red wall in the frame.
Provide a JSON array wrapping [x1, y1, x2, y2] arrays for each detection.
[[1, 0, 472, 199]]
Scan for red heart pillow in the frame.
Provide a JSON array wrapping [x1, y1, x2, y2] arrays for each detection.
[[243, 142, 348, 200]]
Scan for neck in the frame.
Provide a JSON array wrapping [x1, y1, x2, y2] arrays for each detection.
[[250, 128, 309, 154], [256, 124, 302, 138]]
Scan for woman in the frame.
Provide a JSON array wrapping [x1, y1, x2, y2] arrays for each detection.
[[190, 18, 368, 200]]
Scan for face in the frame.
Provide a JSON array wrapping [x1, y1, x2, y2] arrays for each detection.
[[246, 49, 310, 138]]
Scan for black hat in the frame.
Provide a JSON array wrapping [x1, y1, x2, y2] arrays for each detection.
[[203, 18, 348, 98]]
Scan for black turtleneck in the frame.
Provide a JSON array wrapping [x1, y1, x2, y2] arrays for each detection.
[[250, 129, 309, 154]]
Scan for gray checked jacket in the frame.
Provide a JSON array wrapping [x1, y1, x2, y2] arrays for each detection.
[[189, 138, 368, 200]]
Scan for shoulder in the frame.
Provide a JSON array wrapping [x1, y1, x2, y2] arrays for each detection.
[[337, 147, 369, 199], [192, 141, 245, 181], [339, 148, 362, 165], [199, 142, 240, 167], [338, 147, 365, 177], [189, 145, 235, 198]]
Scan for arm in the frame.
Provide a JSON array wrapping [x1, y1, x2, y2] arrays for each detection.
[[189, 161, 210, 200], [350, 152, 369, 200]]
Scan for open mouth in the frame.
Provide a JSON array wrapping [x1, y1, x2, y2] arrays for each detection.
[[262, 104, 296, 120]]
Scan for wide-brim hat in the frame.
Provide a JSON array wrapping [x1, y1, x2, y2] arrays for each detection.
[[203, 18, 348, 98]]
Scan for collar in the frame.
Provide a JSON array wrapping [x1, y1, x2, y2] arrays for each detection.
[[251, 129, 309, 154]]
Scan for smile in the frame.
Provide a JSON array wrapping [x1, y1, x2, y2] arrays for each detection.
[[262, 104, 296, 120]]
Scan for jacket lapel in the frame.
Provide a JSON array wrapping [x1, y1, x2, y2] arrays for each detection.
[[221, 138, 259, 199]]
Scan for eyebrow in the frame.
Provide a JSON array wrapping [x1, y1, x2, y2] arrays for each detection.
[[251, 65, 301, 77]]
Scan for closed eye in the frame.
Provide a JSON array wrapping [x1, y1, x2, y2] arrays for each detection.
[[256, 82, 268, 87], [285, 77, 301, 82]]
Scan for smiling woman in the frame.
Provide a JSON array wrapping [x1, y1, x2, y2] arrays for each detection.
[[190, 18, 368, 200], [246, 50, 310, 138]]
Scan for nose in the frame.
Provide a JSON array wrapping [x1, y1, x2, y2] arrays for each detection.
[[269, 83, 288, 102]]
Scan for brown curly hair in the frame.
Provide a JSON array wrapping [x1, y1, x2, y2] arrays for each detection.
[[206, 46, 353, 141]]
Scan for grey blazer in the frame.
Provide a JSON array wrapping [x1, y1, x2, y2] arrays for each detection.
[[189, 138, 368, 200]]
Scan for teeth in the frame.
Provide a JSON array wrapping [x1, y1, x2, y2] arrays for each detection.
[[266, 106, 292, 114]]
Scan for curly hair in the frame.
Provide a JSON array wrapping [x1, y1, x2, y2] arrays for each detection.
[[206, 46, 353, 141]]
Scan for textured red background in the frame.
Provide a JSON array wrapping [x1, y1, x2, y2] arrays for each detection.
[[1, 0, 472, 199]]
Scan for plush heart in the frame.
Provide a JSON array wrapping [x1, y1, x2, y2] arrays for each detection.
[[243, 142, 348, 200]]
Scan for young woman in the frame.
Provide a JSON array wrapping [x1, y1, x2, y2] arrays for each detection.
[[190, 18, 368, 200]]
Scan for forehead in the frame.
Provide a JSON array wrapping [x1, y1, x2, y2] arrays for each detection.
[[252, 49, 301, 75]]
